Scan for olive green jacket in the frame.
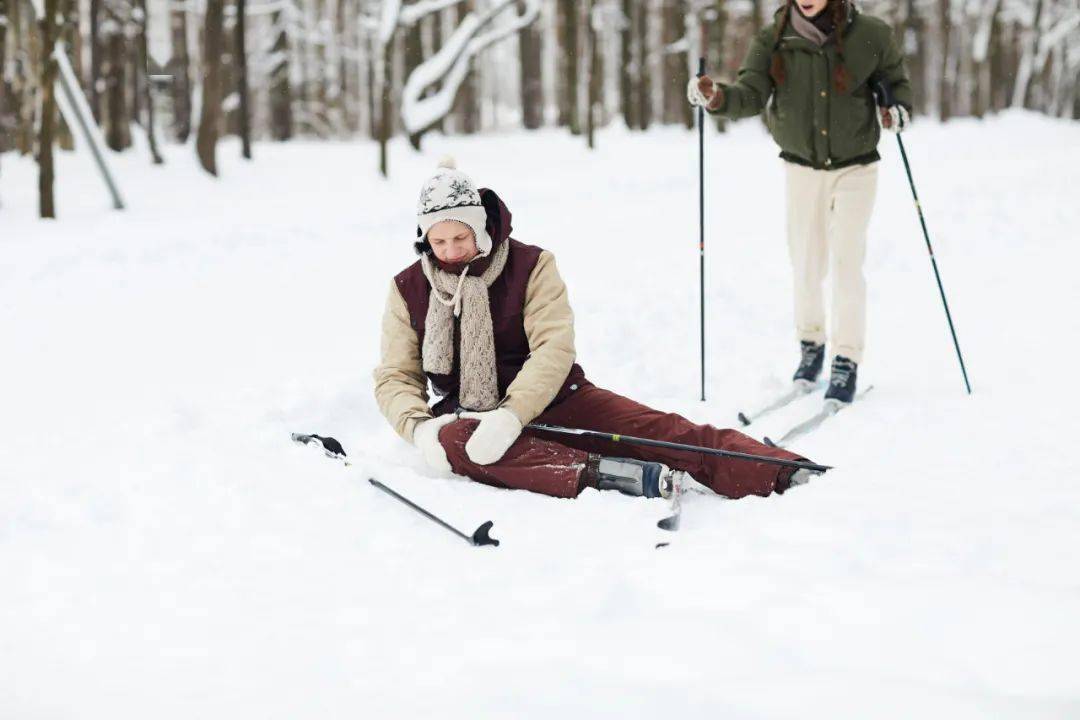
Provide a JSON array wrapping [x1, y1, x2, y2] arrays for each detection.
[[710, 7, 913, 169]]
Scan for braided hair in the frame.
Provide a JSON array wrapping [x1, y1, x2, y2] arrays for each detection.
[[769, 0, 852, 94]]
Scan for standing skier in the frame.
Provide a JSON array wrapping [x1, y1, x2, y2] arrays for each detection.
[[374, 158, 815, 500], [688, 0, 913, 402]]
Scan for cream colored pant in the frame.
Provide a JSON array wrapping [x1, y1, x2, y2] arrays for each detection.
[[785, 160, 878, 364]]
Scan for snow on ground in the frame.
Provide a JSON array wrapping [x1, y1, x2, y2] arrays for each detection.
[[2, 113, 1079, 718]]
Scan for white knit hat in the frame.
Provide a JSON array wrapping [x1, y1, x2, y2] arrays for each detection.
[[416, 157, 492, 256]]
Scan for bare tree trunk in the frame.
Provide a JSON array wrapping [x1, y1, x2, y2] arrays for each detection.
[[90, 0, 102, 121], [39, 0, 65, 218], [313, 0, 331, 135], [636, 0, 650, 129], [956, 16, 972, 116], [9, 0, 31, 154], [269, 8, 292, 140], [130, 23, 141, 128], [365, 23, 376, 138], [235, 0, 251, 157], [585, 0, 598, 147], [136, 0, 163, 163], [12, 0, 38, 154], [425, 11, 445, 134], [937, 0, 951, 120], [404, 14, 423, 148], [55, 3, 75, 152], [168, 5, 192, 141], [295, 0, 312, 134], [988, 17, 1006, 112], [105, 24, 130, 150], [197, 0, 224, 175], [620, 0, 638, 129], [452, 2, 479, 134], [914, 2, 933, 114], [378, 34, 390, 176], [518, 0, 542, 129], [338, 0, 356, 133], [0, 0, 9, 157], [556, 0, 579, 132], [1011, 0, 1043, 108], [663, 0, 691, 128]]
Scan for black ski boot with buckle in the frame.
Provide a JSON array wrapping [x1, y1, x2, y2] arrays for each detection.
[[793, 341, 826, 383], [585, 456, 675, 499], [824, 355, 858, 404]]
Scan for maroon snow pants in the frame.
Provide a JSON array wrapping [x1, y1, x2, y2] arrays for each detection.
[[436, 382, 806, 500]]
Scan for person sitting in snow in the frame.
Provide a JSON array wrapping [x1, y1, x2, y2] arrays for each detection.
[[688, 0, 913, 403], [373, 158, 813, 500]]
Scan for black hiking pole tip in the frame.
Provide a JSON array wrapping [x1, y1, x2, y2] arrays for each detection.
[[369, 479, 500, 548]]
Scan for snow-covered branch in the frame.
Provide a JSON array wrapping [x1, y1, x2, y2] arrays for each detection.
[[1035, 10, 1080, 66], [399, 0, 541, 135], [377, 0, 402, 46], [972, 0, 1002, 63]]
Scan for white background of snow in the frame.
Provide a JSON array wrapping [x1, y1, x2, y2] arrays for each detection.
[[3, 113, 1079, 718]]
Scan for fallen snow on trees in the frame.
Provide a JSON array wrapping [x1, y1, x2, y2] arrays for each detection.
[[400, 0, 541, 135]]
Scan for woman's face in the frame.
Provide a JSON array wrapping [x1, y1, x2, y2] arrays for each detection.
[[427, 220, 479, 265], [798, 0, 828, 17]]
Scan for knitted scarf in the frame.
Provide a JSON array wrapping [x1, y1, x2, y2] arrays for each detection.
[[419, 238, 510, 411], [790, 5, 832, 46]]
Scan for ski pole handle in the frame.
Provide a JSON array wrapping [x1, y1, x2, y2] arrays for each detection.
[[872, 77, 896, 108]]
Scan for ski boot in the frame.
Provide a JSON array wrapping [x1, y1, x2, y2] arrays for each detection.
[[824, 355, 858, 404], [793, 340, 826, 383], [586, 456, 676, 499]]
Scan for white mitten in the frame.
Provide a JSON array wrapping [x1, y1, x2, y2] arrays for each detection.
[[686, 76, 715, 108], [459, 408, 523, 465], [879, 105, 910, 134], [412, 414, 459, 475]]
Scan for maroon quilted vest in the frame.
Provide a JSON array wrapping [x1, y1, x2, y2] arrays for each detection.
[[394, 188, 587, 415]]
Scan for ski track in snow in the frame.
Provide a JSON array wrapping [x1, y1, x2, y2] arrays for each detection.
[[2, 113, 1079, 718]]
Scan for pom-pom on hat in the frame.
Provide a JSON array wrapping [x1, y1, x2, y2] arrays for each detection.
[[416, 156, 492, 256]]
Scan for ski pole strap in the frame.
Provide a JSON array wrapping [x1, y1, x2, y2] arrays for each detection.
[[526, 424, 831, 473]]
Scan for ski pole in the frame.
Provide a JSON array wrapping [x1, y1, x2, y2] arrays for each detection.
[[697, 56, 707, 402], [874, 79, 972, 395], [369, 479, 499, 547], [526, 423, 831, 473], [291, 433, 499, 547]]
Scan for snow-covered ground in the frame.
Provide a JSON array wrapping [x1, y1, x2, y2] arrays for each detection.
[[3, 113, 1079, 718]]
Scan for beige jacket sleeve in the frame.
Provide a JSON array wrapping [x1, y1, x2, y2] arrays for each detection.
[[500, 250, 577, 425], [373, 280, 433, 443]]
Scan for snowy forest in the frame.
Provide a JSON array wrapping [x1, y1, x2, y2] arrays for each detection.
[[6, 0, 1080, 714], [2, 0, 1080, 201]]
